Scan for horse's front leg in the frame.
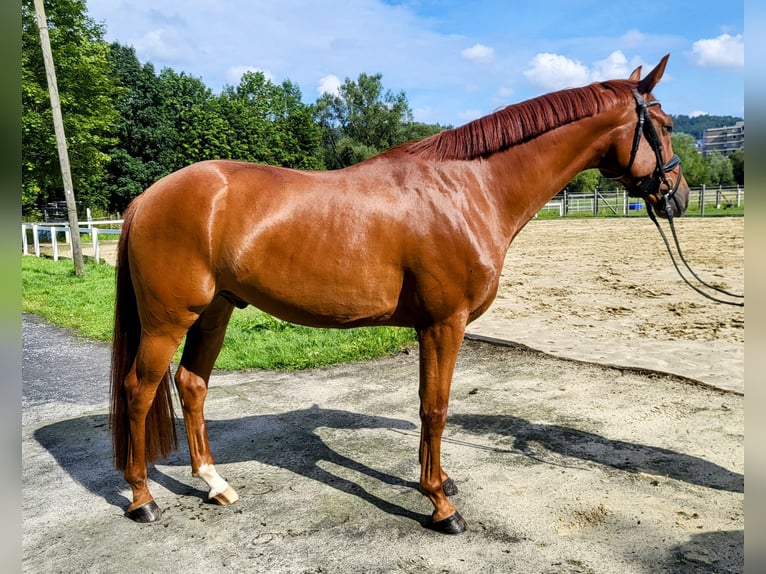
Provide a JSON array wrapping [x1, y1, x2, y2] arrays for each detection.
[[416, 315, 468, 534], [175, 297, 239, 506]]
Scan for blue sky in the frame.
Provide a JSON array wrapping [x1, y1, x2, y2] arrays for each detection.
[[85, 0, 744, 127]]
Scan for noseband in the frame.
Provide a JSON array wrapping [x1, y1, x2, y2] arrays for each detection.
[[606, 88, 682, 217]]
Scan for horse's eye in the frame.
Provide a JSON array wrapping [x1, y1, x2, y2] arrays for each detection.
[[663, 125, 673, 134]]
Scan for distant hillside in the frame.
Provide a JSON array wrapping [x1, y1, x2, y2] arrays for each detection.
[[671, 114, 744, 140]]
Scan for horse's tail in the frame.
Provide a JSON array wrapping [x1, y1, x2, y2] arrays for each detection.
[[110, 198, 177, 471]]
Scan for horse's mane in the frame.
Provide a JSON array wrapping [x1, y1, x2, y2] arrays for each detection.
[[406, 80, 634, 161]]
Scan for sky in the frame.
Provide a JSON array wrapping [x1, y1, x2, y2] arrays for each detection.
[[85, 0, 744, 127]]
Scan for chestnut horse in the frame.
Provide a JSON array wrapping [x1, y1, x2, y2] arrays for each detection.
[[110, 55, 689, 533]]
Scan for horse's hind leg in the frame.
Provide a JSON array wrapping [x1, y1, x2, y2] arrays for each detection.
[[174, 295, 238, 505], [124, 328, 187, 520]]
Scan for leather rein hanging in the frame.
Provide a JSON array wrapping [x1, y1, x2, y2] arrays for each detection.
[[608, 89, 744, 307]]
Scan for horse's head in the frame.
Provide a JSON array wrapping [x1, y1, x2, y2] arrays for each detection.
[[599, 54, 690, 219]]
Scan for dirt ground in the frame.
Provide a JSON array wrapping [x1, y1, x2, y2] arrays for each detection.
[[467, 216, 744, 393], [22, 216, 744, 573]]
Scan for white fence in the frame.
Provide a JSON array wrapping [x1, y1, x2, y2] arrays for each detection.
[[538, 185, 744, 217], [21, 219, 123, 263]]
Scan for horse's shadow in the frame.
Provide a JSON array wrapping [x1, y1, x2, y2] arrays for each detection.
[[32, 406, 430, 525], [448, 413, 743, 493], [32, 406, 742, 529]]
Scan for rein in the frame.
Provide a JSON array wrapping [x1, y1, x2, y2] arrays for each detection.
[[646, 204, 744, 307], [615, 88, 744, 307]]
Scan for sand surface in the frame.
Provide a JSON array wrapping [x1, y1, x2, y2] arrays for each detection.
[[466, 216, 744, 393]]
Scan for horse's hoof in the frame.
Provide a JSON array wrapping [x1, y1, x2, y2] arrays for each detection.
[[211, 486, 239, 506], [126, 500, 162, 523], [431, 511, 467, 534], [442, 477, 459, 496]]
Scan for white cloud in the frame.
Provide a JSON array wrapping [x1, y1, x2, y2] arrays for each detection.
[[317, 74, 342, 96], [461, 43, 495, 64], [133, 28, 195, 63], [591, 51, 630, 81], [523, 53, 590, 91], [690, 110, 708, 118], [691, 34, 744, 68], [226, 66, 275, 85], [524, 50, 643, 91]]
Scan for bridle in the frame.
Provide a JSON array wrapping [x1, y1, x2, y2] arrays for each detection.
[[603, 87, 682, 213], [604, 88, 744, 307]]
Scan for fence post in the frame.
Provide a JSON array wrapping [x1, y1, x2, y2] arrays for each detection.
[[21, 224, 28, 254], [593, 189, 598, 216], [92, 227, 100, 263], [65, 225, 72, 261], [700, 184, 705, 216], [51, 226, 59, 261], [33, 224, 40, 257], [737, 185, 741, 207], [563, 189, 568, 217], [716, 185, 721, 209]]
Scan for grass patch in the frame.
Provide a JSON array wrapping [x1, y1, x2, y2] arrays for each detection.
[[21, 256, 417, 370]]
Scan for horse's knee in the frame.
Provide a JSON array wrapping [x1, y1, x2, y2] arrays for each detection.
[[419, 406, 448, 429]]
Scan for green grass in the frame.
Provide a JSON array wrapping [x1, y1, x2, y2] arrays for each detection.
[[21, 256, 417, 371]]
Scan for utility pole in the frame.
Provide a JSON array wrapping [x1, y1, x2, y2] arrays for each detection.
[[33, 0, 84, 275]]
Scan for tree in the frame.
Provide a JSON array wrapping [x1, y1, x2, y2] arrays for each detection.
[[22, 0, 121, 217], [315, 73, 414, 169], [566, 169, 601, 194], [158, 69, 234, 170], [670, 133, 706, 187], [218, 72, 323, 169], [705, 151, 735, 187], [728, 148, 744, 186], [104, 43, 176, 212]]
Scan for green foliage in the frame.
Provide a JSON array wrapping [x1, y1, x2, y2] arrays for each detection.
[[22, 256, 417, 370], [22, 0, 121, 216], [705, 151, 735, 187], [218, 72, 324, 170], [671, 133, 707, 187], [728, 149, 744, 185], [315, 73, 416, 169], [22, 254, 116, 339], [566, 169, 601, 194], [219, 307, 416, 370], [103, 43, 176, 212]]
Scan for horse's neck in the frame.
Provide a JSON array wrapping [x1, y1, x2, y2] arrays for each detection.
[[483, 113, 618, 243]]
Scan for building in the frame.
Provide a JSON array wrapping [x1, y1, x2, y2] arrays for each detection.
[[702, 121, 744, 157]]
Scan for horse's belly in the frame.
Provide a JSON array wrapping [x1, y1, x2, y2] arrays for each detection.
[[224, 263, 405, 328]]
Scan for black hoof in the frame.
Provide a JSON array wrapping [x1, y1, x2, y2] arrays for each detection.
[[431, 511, 467, 534], [126, 500, 162, 523], [442, 477, 459, 497]]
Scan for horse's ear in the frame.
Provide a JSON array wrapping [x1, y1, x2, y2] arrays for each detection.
[[637, 54, 670, 95], [628, 65, 642, 81]]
